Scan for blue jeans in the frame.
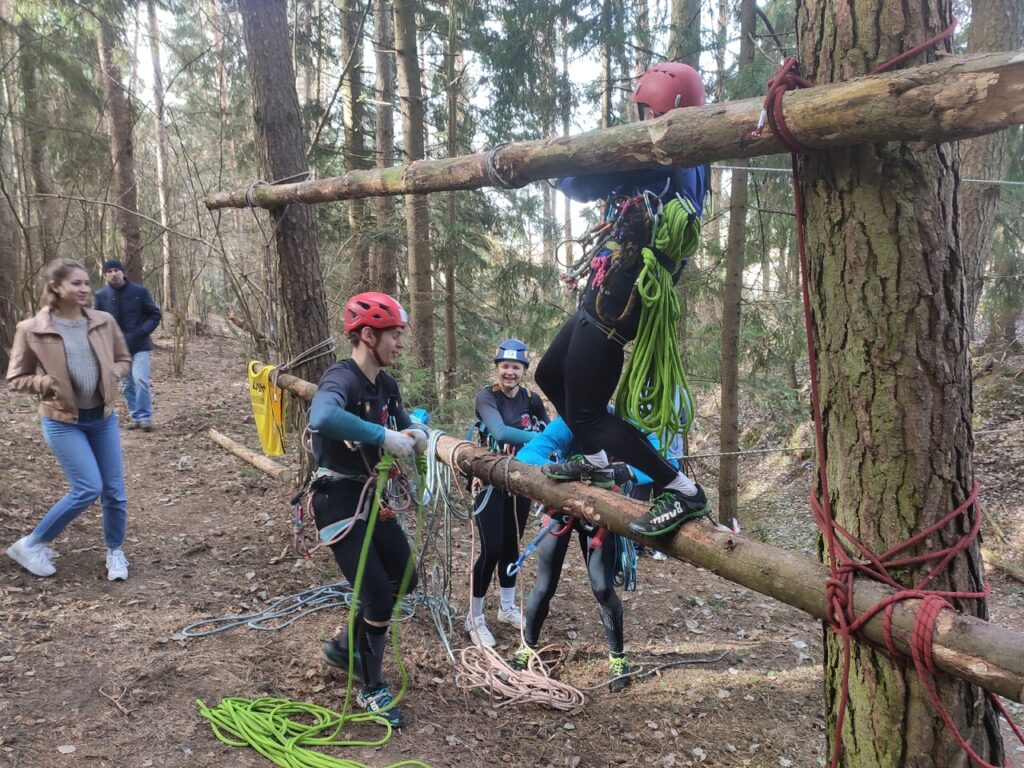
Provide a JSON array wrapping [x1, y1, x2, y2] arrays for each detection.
[[121, 350, 152, 422], [30, 407, 127, 549]]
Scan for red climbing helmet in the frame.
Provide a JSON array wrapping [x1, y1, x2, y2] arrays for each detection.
[[344, 292, 408, 333], [630, 62, 705, 115]]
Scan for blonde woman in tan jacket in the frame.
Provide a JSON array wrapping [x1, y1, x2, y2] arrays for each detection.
[[5, 259, 133, 581]]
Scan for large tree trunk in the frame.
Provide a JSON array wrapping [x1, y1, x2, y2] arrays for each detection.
[[237, 0, 330, 390], [667, 0, 701, 64], [97, 20, 144, 283], [206, 53, 1024, 210], [393, 0, 435, 399], [960, 0, 1024, 332], [797, 0, 1003, 763], [369, 0, 398, 295], [19, 54, 63, 264], [718, 0, 754, 526], [341, 0, 370, 294], [443, 4, 461, 409], [147, 0, 177, 314]]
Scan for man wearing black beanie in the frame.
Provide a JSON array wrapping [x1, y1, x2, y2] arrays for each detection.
[[94, 260, 162, 431]]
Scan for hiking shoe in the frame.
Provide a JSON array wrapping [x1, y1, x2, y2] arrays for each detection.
[[542, 456, 615, 489], [509, 644, 536, 671], [322, 637, 364, 683], [652, 550, 668, 561], [140, 421, 154, 433], [106, 549, 129, 581], [628, 486, 710, 536], [356, 684, 405, 728], [608, 655, 632, 692], [464, 613, 495, 647], [6, 537, 56, 577], [496, 605, 523, 626]]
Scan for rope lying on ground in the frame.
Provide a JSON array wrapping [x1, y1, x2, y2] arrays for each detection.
[[197, 696, 430, 768]]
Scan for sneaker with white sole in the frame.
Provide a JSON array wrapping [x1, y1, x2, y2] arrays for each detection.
[[355, 684, 405, 728], [464, 613, 495, 647], [106, 549, 129, 581], [6, 537, 56, 577], [496, 605, 523, 626]]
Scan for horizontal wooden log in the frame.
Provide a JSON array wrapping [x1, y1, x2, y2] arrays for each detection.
[[207, 428, 291, 482], [206, 52, 1024, 209], [258, 365, 1024, 701], [433, 434, 1024, 703], [251, 364, 319, 402]]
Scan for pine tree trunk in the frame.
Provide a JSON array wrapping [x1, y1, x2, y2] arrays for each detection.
[[960, 0, 1024, 332], [718, 0, 754, 526], [97, 20, 144, 283], [147, 0, 177, 314], [393, 0, 436, 400], [19, 56, 62, 264], [370, 0, 398, 295], [443, 4, 461, 407], [798, 0, 1003, 763], [667, 0, 701, 65], [237, 0, 331, 390], [341, 0, 369, 293]]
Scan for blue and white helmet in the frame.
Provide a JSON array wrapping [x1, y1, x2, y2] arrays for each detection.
[[494, 338, 529, 367]]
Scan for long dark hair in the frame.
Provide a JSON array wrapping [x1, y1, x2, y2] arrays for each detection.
[[40, 258, 90, 310]]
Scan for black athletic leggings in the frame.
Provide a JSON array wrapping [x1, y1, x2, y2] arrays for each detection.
[[535, 308, 678, 489], [311, 477, 418, 623], [471, 486, 531, 598], [523, 517, 623, 654]]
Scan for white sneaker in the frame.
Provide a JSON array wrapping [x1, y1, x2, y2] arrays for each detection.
[[496, 605, 523, 626], [464, 613, 495, 647], [652, 550, 669, 561], [6, 537, 56, 577], [106, 549, 129, 581]]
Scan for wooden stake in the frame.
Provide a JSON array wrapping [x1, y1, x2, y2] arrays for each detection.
[[207, 428, 292, 482]]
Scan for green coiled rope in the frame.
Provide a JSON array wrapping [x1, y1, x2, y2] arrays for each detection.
[[198, 452, 431, 768], [615, 197, 700, 453]]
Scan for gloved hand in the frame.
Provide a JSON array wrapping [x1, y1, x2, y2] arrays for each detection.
[[382, 428, 416, 459], [404, 429, 429, 454]]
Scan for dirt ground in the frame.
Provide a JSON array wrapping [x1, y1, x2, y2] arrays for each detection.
[[2, 331, 1023, 768]]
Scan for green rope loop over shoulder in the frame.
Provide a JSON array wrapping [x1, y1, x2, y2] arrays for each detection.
[[616, 197, 700, 452]]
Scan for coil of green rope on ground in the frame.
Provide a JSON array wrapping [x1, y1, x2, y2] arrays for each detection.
[[616, 197, 700, 452], [196, 696, 430, 768]]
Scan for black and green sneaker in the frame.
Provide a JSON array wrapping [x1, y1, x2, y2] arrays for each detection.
[[542, 456, 615, 489], [322, 637, 364, 684], [608, 654, 632, 693], [356, 684, 405, 728], [628, 486, 710, 536], [509, 644, 537, 671]]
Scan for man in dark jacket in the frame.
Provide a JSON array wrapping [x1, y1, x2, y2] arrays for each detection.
[[93, 259, 161, 431]]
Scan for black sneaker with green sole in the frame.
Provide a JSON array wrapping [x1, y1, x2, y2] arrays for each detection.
[[541, 456, 616, 489], [628, 486, 710, 536]]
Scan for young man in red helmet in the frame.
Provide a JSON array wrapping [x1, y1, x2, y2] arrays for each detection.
[[535, 63, 711, 538], [308, 291, 427, 728]]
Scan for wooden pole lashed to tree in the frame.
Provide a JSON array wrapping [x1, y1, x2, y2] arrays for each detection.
[[258, 363, 1024, 703], [206, 52, 1024, 209]]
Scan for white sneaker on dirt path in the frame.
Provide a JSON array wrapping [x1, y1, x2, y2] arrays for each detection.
[[496, 605, 523, 626], [464, 613, 495, 647], [106, 549, 129, 581], [6, 537, 56, 577]]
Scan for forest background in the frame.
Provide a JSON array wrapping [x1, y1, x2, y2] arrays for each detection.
[[0, 0, 1021, 517]]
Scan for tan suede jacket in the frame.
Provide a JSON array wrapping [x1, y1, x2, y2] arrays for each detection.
[[6, 307, 132, 423]]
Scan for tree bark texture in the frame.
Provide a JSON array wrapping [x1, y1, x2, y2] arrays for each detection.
[[206, 53, 1024, 209], [369, 0, 398, 295], [19, 55, 63, 264], [798, 0, 1002, 764], [960, 0, 1024, 328], [238, 0, 331, 387], [147, 0, 177, 312], [718, 0, 756, 526], [97, 20, 144, 283], [392, 0, 435, 393], [341, 0, 370, 293]]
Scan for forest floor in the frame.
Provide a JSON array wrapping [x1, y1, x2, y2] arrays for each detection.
[[2, 328, 1024, 768]]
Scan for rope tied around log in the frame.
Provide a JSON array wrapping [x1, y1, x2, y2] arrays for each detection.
[[484, 142, 517, 190], [758, 18, 1024, 768]]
